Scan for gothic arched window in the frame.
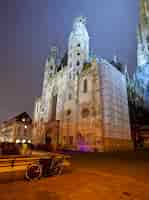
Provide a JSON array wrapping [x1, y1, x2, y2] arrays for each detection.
[[68, 93, 72, 100], [81, 108, 90, 118], [69, 72, 72, 80], [77, 61, 80, 66], [50, 66, 53, 70], [83, 79, 88, 93], [66, 109, 71, 116]]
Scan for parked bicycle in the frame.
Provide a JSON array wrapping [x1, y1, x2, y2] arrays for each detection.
[[25, 154, 70, 181], [25, 162, 42, 181]]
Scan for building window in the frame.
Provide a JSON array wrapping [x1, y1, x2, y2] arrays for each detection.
[[147, 36, 149, 43], [68, 93, 72, 100], [73, 73, 76, 80], [77, 52, 80, 56], [77, 43, 80, 47], [70, 62, 72, 68], [69, 72, 72, 80], [49, 73, 52, 78], [83, 79, 87, 93], [66, 109, 71, 116], [69, 136, 73, 145], [63, 136, 66, 144], [76, 61, 80, 66], [81, 108, 90, 118], [50, 66, 53, 70]]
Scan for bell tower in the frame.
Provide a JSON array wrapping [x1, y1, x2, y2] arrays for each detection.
[[68, 16, 89, 80], [42, 46, 57, 94]]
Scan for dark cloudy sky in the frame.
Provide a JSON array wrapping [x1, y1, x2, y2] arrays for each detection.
[[0, 0, 139, 121]]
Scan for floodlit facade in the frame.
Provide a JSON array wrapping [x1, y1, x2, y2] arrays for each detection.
[[135, 0, 149, 106], [32, 17, 132, 152], [0, 112, 32, 144]]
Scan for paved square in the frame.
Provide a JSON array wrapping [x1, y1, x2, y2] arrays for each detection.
[[0, 152, 149, 200]]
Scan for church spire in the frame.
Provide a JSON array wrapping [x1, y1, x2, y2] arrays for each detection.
[[67, 16, 89, 80]]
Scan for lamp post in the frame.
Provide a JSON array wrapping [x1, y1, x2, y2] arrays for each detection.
[[67, 117, 70, 146]]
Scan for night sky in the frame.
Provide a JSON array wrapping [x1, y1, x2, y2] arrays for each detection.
[[0, 0, 139, 122]]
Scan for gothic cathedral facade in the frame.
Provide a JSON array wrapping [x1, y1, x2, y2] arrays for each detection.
[[32, 17, 132, 152]]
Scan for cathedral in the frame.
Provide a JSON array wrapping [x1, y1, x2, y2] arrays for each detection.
[[32, 16, 132, 152], [135, 0, 149, 106]]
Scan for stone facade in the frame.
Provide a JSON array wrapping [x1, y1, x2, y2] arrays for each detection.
[[32, 16, 132, 152], [0, 112, 32, 144], [135, 0, 149, 106]]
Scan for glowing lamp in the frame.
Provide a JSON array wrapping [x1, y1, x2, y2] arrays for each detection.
[[22, 139, 26, 143], [24, 125, 27, 129], [16, 139, 20, 143]]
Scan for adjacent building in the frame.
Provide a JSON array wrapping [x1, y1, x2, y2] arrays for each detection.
[[135, 0, 149, 106], [0, 112, 32, 144], [32, 17, 132, 152]]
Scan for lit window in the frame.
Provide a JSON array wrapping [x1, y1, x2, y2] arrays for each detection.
[[24, 125, 27, 129], [83, 79, 87, 93], [22, 118, 25, 122], [22, 139, 26, 144], [16, 139, 20, 144]]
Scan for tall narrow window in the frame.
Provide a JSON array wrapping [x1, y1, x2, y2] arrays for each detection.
[[69, 72, 72, 80], [51, 94, 57, 120], [50, 66, 53, 70], [68, 93, 72, 100], [83, 79, 87, 93], [147, 36, 149, 43], [69, 136, 73, 145], [76, 61, 80, 66]]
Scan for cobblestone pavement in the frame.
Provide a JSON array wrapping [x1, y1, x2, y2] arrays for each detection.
[[0, 152, 149, 200]]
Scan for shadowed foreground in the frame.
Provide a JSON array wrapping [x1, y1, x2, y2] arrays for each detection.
[[0, 151, 149, 200]]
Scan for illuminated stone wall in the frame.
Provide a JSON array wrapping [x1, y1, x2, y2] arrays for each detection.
[[99, 59, 132, 151], [33, 16, 131, 151], [136, 0, 149, 107], [59, 60, 103, 151]]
